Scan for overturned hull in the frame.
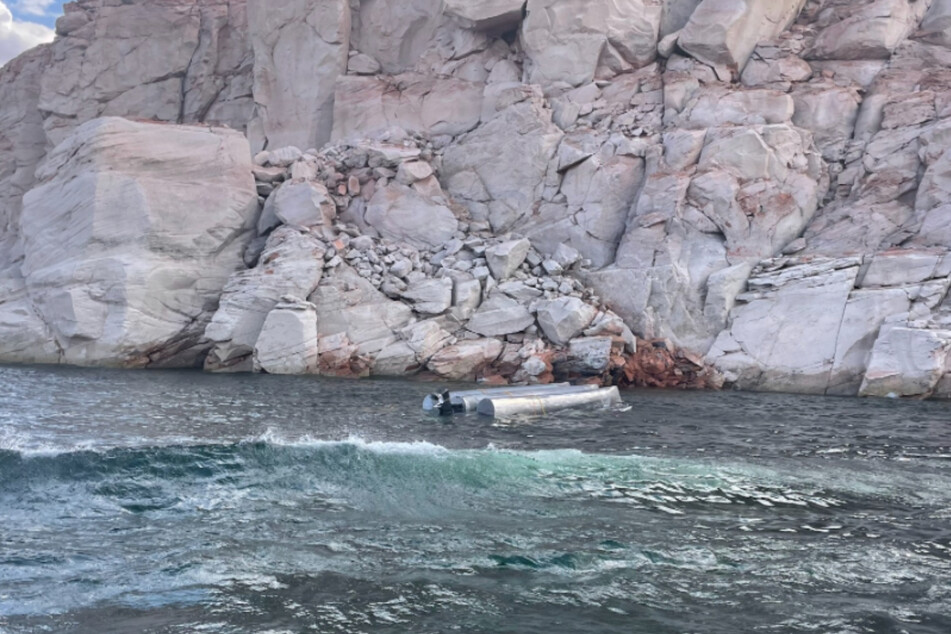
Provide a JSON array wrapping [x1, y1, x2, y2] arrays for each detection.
[[450, 384, 600, 413], [422, 383, 603, 414], [477, 387, 622, 418]]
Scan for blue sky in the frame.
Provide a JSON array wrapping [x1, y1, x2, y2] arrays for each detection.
[[0, 1, 66, 66], [9, 0, 65, 27]]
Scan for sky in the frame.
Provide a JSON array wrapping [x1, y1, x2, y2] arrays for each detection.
[[0, 1, 66, 66]]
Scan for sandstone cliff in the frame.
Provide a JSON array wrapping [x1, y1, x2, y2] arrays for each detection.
[[2, 0, 951, 397]]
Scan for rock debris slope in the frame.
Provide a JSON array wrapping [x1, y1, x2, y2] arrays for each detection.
[[1, 0, 951, 397]]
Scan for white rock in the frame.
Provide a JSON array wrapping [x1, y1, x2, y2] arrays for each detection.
[[402, 278, 454, 314], [348, 52, 382, 75], [401, 319, 454, 362], [678, 0, 805, 74], [860, 251, 944, 288], [860, 326, 951, 397], [445, 0, 526, 30], [254, 299, 319, 374], [808, 0, 927, 61], [485, 239, 532, 280], [262, 181, 336, 232], [247, 0, 350, 151], [352, 0, 443, 73], [364, 183, 458, 250], [467, 294, 535, 336], [311, 264, 413, 356], [522, 0, 662, 86], [0, 274, 61, 364], [920, 0, 951, 48], [332, 74, 483, 141], [553, 243, 582, 268], [396, 161, 435, 185], [521, 355, 548, 376], [265, 147, 303, 167], [452, 276, 484, 319], [206, 227, 327, 370], [18, 117, 258, 368], [427, 339, 504, 380], [791, 86, 862, 162], [373, 341, 419, 376], [827, 289, 911, 396], [498, 281, 544, 302], [707, 259, 861, 394], [443, 98, 563, 232], [37, 1, 253, 146], [535, 297, 598, 346]]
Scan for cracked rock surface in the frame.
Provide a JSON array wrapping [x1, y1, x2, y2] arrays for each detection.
[[3, 0, 951, 396]]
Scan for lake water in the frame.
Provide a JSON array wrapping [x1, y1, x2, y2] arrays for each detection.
[[0, 365, 949, 633]]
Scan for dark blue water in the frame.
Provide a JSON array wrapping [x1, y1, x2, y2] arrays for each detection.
[[0, 365, 949, 633]]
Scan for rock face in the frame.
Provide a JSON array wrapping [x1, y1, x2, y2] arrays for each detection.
[[522, 0, 662, 87], [247, 0, 349, 151], [5, 0, 951, 397], [16, 117, 258, 367], [39, 0, 254, 146]]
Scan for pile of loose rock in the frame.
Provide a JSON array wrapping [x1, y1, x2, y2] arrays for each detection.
[[205, 134, 715, 388]]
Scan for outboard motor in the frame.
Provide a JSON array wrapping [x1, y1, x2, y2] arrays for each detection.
[[422, 389, 454, 415]]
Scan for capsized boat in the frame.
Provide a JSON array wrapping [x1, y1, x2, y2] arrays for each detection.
[[423, 383, 621, 418]]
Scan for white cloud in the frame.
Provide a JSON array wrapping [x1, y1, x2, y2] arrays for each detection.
[[0, 1, 54, 66], [14, 0, 56, 18]]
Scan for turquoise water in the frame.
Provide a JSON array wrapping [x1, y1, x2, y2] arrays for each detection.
[[0, 365, 949, 633]]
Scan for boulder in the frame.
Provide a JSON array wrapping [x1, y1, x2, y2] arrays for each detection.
[[526, 154, 645, 267], [397, 161, 435, 185], [568, 336, 614, 374], [401, 319, 455, 362], [364, 183, 458, 249], [466, 294, 535, 336], [678, 0, 806, 75], [860, 251, 946, 288], [402, 278, 454, 315], [860, 326, 951, 397], [498, 281, 544, 302], [18, 117, 258, 368], [485, 239, 531, 280], [444, 0, 526, 31], [247, 0, 350, 151], [254, 298, 319, 374], [662, 0, 704, 37], [827, 289, 911, 396], [0, 274, 61, 364], [452, 276, 484, 319], [536, 297, 598, 346], [807, 0, 927, 61], [427, 338, 504, 380], [372, 341, 420, 376], [205, 227, 326, 371], [259, 181, 336, 233], [310, 265, 413, 356]]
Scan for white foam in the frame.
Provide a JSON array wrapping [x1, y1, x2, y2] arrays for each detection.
[[249, 428, 453, 456]]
